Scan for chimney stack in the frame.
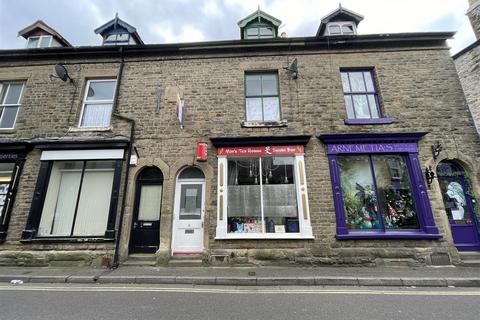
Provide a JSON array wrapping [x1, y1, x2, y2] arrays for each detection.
[[468, 0, 480, 39]]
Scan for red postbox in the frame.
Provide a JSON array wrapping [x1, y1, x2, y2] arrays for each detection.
[[196, 142, 207, 161]]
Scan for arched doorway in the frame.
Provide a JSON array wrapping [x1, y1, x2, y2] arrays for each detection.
[[171, 167, 205, 254], [129, 166, 164, 254], [437, 160, 480, 251]]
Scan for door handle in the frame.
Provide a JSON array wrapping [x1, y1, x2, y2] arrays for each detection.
[[133, 222, 138, 229]]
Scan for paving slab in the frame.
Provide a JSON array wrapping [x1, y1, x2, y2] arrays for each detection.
[[0, 265, 479, 287]]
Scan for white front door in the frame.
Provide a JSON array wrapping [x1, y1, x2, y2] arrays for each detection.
[[172, 180, 205, 254]]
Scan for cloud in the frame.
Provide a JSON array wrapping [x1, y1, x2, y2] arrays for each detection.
[[150, 24, 205, 43], [0, 0, 476, 55]]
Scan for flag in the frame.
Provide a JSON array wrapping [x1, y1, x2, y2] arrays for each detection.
[[176, 92, 184, 129]]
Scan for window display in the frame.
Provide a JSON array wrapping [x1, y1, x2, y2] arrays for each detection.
[[338, 155, 419, 231], [320, 133, 441, 239], [215, 144, 312, 239], [227, 156, 298, 234]]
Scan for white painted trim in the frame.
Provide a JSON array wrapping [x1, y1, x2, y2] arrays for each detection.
[[215, 153, 314, 239], [0, 82, 24, 129], [40, 149, 124, 161], [78, 79, 116, 128], [326, 21, 357, 36], [216, 233, 314, 240], [171, 172, 206, 254]]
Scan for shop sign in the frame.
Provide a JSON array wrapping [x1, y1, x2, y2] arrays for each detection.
[[218, 145, 304, 157], [327, 143, 417, 155], [196, 142, 207, 162], [0, 153, 20, 160]]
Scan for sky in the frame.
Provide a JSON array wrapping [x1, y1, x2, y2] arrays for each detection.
[[0, 0, 476, 55]]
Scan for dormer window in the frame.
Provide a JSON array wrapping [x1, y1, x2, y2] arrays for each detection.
[[245, 24, 275, 39], [316, 5, 363, 37], [103, 33, 132, 45], [95, 15, 144, 46], [26, 35, 51, 48], [238, 8, 281, 40], [19, 21, 72, 49], [327, 22, 356, 35]]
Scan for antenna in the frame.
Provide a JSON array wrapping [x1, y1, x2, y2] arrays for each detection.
[[283, 58, 298, 79], [50, 64, 74, 83]]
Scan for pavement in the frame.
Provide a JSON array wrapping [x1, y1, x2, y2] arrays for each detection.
[[0, 265, 479, 287]]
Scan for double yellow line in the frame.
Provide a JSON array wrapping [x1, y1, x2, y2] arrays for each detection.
[[1, 285, 480, 296]]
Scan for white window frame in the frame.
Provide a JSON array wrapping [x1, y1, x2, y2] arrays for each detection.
[[215, 150, 313, 239], [326, 22, 356, 35], [78, 79, 116, 129], [0, 82, 25, 130], [26, 35, 53, 48]]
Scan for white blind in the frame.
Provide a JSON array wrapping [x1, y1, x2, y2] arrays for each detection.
[[138, 185, 162, 221], [73, 170, 114, 236], [45, 171, 81, 236]]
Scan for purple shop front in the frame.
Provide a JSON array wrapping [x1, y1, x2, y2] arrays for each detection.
[[319, 133, 442, 240]]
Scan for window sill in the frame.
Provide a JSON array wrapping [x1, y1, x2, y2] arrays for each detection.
[[241, 120, 288, 128], [336, 230, 442, 240], [20, 237, 114, 244], [68, 126, 112, 132], [216, 233, 314, 240], [344, 118, 395, 125], [0, 129, 17, 134]]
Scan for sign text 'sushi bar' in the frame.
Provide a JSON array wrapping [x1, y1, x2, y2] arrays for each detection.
[[218, 146, 304, 156]]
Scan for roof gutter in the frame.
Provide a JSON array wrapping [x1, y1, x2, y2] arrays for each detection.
[[0, 32, 456, 60]]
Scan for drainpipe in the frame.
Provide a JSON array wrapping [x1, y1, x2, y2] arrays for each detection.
[[110, 46, 136, 269]]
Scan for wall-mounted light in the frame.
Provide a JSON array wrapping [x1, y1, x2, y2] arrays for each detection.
[[431, 141, 443, 161], [425, 166, 435, 188]]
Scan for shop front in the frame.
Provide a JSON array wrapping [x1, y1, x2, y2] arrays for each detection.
[[0, 141, 30, 242], [211, 136, 313, 240], [21, 138, 128, 244], [319, 133, 441, 240]]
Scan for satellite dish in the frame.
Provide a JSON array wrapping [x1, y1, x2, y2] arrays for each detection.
[[283, 58, 298, 79], [54, 64, 73, 83]]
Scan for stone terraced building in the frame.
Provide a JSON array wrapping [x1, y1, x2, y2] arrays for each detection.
[[454, 0, 480, 135], [0, 6, 479, 267]]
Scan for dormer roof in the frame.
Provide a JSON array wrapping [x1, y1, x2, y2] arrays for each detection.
[[237, 8, 282, 28], [94, 15, 144, 45], [316, 5, 364, 36], [238, 8, 282, 39], [18, 20, 72, 47]]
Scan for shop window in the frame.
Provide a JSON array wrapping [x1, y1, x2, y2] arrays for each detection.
[[20, 148, 124, 241], [216, 145, 313, 239], [37, 160, 117, 237], [338, 155, 419, 231], [0, 82, 25, 129], [79, 79, 116, 128], [320, 133, 441, 240], [245, 73, 280, 123]]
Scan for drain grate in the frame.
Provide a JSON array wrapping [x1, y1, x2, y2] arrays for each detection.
[[430, 252, 451, 266]]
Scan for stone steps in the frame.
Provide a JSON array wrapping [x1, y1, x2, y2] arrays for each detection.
[[459, 252, 480, 267], [123, 254, 157, 266], [168, 254, 203, 267]]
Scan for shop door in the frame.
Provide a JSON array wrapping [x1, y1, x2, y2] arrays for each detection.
[[130, 167, 163, 254], [437, 161, 480, 251], [172, 178, 205, 254]]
